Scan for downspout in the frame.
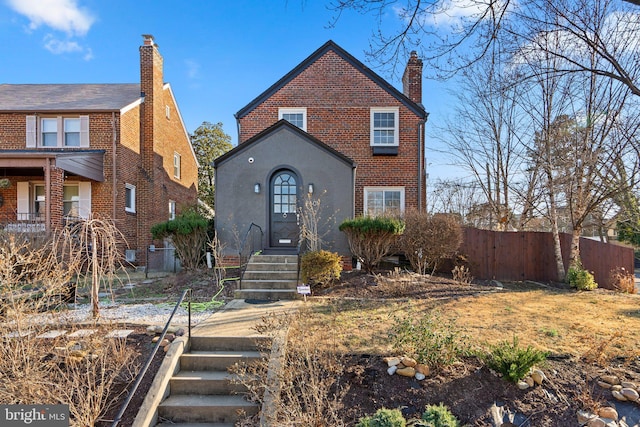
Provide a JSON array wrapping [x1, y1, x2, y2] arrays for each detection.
[[417, 115, 428, 212], [112, 112, 117, 219]]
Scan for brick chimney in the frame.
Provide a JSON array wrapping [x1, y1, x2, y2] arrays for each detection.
[[138, 34, 164, 258], [402, 51, 423, 104]]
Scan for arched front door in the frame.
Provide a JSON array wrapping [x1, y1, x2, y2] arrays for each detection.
[[270, 170, 299, 248]]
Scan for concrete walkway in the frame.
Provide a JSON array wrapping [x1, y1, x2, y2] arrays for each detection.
[[192, 299, 302, 337]]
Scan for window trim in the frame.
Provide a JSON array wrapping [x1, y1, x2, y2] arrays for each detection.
[[173, 152, 181, 179], [30, 115, 89, 148], [363, 186, 405, 217], [370, 107, 399, 147], [169, 200, 176, 220], [125, 183, 136, 213], [278, 107, 307, 131]]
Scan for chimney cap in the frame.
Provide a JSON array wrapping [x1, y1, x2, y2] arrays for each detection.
[[142, 34, 155, 46]]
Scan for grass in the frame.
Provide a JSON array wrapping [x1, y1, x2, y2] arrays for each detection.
[[302, 278, 640, 359]]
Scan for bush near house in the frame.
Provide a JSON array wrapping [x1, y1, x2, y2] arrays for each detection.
[[339, 216, 405, 273], [356, 408, 406, 427], [399, 212, 462, 275], [566, 263, 598, 291], [151, 208, 208, 270], [300, 250, 342, 287]]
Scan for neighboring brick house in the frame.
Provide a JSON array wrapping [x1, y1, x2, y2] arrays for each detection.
[[214, 40, 428, 263], [0, 35, 198, 264]]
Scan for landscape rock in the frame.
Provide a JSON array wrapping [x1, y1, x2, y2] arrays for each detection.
[[524, 376, 535, 387], [415, 364, 430, 376], [597, 407, 618, 420], [612, 390, 628, 401], [396, 366, 416, 377], [577, 410, 597, 424], [621, 387, 639, 401], [587, 418, 606, 427], [415, 372, 426, 381], [387, 366, 397, 375], [600, 375, 620, 385], [531, 369, 546, 385], [517, 381, 530, 390], [597, 381, 612, 389], [401, 356, 417, 367], [621, 381, 637, 389], [384, 356, 401, 367]]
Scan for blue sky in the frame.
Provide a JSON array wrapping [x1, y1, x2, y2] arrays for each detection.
[[0, 0, 459, 179]]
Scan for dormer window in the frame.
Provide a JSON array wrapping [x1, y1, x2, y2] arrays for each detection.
[[279, 108, 307, 131]]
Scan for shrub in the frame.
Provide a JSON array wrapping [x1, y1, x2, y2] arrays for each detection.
[[339, 216, 405, 273], [413, 403, 460, 427], [151, 207, 208, 269], [391, 309, 465, 368], [300, 250, 343, 287], [399, 211, 462, 275], [481, 336, 548, 383], [357, 408, 406, 427], [566, 264, 597, 291], [609, 267, 636, 294]]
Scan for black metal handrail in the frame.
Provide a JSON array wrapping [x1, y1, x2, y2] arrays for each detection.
[[238, 223, 264, 289], [110, 288, 192, 427]]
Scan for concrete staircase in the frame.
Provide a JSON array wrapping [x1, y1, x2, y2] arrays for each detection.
[[155, 336, 266, 426], [235, 254, 299, 300]]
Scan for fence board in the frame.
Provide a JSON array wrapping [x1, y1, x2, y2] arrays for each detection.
[[461, 228, 634, 289]]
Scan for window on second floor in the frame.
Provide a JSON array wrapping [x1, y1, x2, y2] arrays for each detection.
[[173, 152, 181, 179], [26, 115, 89, 148], [370, 107, 399, 154], [169, 200, 176, 220], [279, 107, 307, 131]]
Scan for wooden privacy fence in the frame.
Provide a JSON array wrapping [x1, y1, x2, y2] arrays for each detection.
[[461, 228, 634, 289]]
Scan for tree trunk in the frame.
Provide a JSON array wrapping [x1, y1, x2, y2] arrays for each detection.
[[569, 225, 583, 268]]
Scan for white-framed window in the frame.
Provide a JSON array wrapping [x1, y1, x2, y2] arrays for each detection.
[[370, 107, 399, 146], [125, 183, 136, 213], [64, 118, 81, 147], [279, 107, 307, 131], [173, 152, 181, 179], [364, 187, 405, 217], [165, 105, 171, 119], [169, 200, 176, 220], [63, 185, 80, 217], [33, 184, 46, 218], [26, 115, 89, 148], [17, 182, 91, 220]]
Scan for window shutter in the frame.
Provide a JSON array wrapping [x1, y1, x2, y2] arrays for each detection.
[[57, 117, 63, 147], [17, 182, 29, 220], [78, 182, 91, 218], [26, 116, 36, 148], [80, 115, 89, 147]]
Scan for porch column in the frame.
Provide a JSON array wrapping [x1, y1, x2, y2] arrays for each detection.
[[47, 161, 64, 232]]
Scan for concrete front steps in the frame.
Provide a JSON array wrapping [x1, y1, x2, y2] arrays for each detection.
[[155, 336, 267, 426], [235, 254, 299, 300]]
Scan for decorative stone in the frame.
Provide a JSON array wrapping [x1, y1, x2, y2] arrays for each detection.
[[597, 381, 612, 389], [620, 387, 639, 401], [159, 339, 170, 347], [524, 376, 535, 387], [577, 410, 596, 424], [401, 356, 417, 367], [597, 407, 618, 420], [517, 381, 530, 390], [415, 364, 430, 376], [384, 357, 401, 367], [387, 366, 397, 375], [621, 381, 636, 389], [152, 336, 160, 343], [396, 367, 416, 377], [600, 375, 620, 385], [415, 372, 426, 381], [586, 418, 606, 427], [611, 385, 623, 391], [163, 344, 170, 353], [611, 390, 628, 401], [531, 369, 546, 385]]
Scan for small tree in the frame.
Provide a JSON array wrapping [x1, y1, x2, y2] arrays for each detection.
[[400, 212, 463, 275], [339, 216, 404, 273], [151, 208, 208, 270]]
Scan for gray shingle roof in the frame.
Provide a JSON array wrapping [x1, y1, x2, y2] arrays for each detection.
[[0, 84, 142, 111]]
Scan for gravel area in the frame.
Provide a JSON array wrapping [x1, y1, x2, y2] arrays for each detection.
[[22, 302, 222, 326]]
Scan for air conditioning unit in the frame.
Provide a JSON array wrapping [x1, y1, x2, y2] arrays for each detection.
[[125, 249, 136, 263]]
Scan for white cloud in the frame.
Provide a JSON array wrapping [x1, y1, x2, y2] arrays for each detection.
[[7, 0, 95, 36], [185, 59, 201, 79], [43, 34, 92, 60], [395, 0, 511, 31]]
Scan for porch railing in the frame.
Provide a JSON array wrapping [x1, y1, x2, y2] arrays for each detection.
[[0, 212, 46, 233], [238, 223, 264, 289]]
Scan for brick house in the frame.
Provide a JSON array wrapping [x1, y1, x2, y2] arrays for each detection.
[[214, 41, 428, 264], [0, 35, 198, 264]]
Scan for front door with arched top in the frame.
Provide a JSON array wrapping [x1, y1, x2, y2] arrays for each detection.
[[270, 170, 299, 248]]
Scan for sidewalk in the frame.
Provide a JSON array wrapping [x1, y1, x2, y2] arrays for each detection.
[[192, 299, 302, 337]]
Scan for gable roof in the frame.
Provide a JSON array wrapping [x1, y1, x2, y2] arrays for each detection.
[[214, 119, 356, 168], [0, 84, 142, 112], [235, 40, 427, 120]]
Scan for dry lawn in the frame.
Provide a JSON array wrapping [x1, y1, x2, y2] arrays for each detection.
[[308, 272, 640, 360]]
